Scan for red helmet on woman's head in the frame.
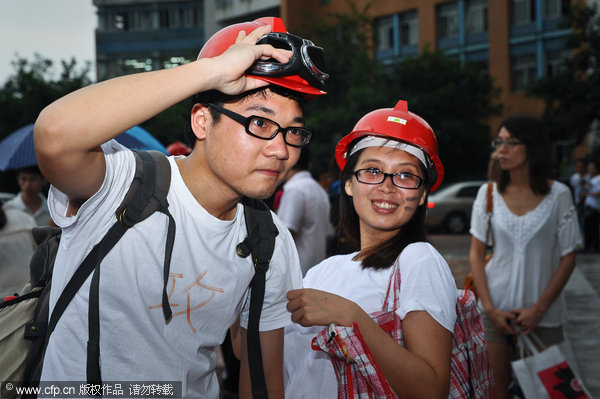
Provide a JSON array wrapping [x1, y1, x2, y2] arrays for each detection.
[[198, 17, 327, 96], [335, 100, 444, 192]]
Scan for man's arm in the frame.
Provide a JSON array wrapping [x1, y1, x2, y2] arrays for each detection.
[[238, 327, 284, 399], [33, 25, 291, 203]]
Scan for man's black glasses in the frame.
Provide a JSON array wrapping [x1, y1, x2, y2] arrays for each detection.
[[354, 168, 424, 189], [207, 103, 312, 148]]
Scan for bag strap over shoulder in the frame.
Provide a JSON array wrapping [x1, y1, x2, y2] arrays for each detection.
[[237, 197, 279, 399]]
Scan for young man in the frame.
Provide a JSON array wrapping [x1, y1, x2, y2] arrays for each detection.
[[3, 166, 51, 226], [34, 17, 327, 398]]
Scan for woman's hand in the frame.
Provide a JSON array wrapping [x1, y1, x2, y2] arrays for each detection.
[[209, 25, 292, 95], [286, 288, 361, 327], [485, 307, 517, 335], [511, 306, 543, 334]]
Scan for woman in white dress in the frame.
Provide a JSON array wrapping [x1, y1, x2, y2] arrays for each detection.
[[468, 116, 582, 399], [284, 100, 458, 398]]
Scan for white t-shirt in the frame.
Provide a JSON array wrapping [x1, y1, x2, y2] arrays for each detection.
[[469, 181, 582, 327], [0, 207, 36, 296], [584, 174, 600, 211], [3, 192, 51, 226], [41, 141, 303, 398], [283, 243, 457, 398], [277, 170, 331, 275]]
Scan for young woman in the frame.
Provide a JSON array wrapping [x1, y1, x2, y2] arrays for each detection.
[[283, 100, 458, 399], [468, 116, 582, 399]]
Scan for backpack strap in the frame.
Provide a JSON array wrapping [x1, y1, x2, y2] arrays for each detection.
[[236, 197, 278, 399], [86, 150, 174, 385]]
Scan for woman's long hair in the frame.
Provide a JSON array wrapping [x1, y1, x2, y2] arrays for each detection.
[[497, 116, 551, 195], [338, 144, 430, 270]]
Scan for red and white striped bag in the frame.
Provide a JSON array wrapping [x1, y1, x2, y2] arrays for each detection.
[[311, 262, 494, 398]]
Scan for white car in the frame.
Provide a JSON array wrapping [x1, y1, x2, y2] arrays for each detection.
[[426, 181, 486, 234]]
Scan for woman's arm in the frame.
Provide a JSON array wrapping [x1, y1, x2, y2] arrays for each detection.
[[468, 236, 516, 335], [511, 251, 576, 333], [286, 289, 452, 399]]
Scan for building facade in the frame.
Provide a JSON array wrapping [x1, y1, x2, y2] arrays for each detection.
[[92, 0, 586, 157]]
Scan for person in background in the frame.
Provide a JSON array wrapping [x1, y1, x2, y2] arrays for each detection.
[[284, 100, 457, 398], [0, 206, 36, 297], [276, 147, 331, 275], [33, 17, 327, 398], [3, 166, 51, 226], [583, 159, 600, 252], [569, 158, 588, 232], [469, 116, 582, 399]]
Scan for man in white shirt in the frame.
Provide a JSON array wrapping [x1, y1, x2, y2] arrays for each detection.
[[3, 166, 51, 226], [583, 159, 600, 252], [33, 17, 327, 398], [277, 148, 331, 275]]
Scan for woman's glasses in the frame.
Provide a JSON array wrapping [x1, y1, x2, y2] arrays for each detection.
[[354, 168, 423, 189]]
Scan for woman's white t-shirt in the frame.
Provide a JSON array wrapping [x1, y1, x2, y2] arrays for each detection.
[[283, 242, 457, 398], [41, 141, 302, 398]]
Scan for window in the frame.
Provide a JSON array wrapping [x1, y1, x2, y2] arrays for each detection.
[[215, 0, 232, 10], [511, 54, 537, 91], [545, 49, 570, 77], [375, 17, 394, 51], [543, 0, 569, 19], [131, 10, 152, 31], [400, 11, 418, 46], [114, 13, 128, 31], [511, 0, 535, 26], [438, 2, 459, 39], [466, 0, 488, 34]]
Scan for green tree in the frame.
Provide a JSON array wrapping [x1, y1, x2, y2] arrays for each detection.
[[291, 1, 390, 179], [0, 54, 93, 193], [383, 50, 502, 182], [293, 2, 502, 183], [0, 54, 93, 141], [528, 3, 600, 155]]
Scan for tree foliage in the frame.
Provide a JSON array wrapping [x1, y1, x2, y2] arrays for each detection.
[[0, 54, 93, 141], [528, 2, 600, 153], [293, 2, 502, 183]]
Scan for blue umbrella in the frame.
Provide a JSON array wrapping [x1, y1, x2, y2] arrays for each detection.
[[115, 125, 169, 154], [0, 124, 168, 171], [0, 124, 36, 171]]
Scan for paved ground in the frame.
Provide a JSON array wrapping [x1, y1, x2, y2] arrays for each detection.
[[429, 234, 600, 398]]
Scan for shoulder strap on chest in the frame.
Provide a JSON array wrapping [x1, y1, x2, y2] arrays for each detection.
[[237, 197, 278, 399]]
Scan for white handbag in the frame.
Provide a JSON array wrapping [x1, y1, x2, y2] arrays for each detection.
[[511, 332, 591, 399]]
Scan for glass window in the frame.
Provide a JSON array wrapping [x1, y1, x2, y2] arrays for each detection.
[[114, 13, 128, 31], [375, 17, 394, 51], [466, 0, 488, 34], [511, 54, 537, 91], [511, 0, 534, 26], [543, 0, 569, 19], [438, 2, 459, 39], [545, 49, 570, 77], [131, 10, 152, 31], [400, 11, 419, 46]]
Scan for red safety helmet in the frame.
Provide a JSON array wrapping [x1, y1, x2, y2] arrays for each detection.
[[335, 100, 444, 192], [167, 141, 191, 156], [198, 17, 326, 96]]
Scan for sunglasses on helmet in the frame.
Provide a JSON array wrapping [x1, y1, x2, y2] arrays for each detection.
[[249, 32, 329, 91]]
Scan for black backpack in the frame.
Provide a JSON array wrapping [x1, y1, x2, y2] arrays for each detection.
[[0, 150, 277, 398]]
